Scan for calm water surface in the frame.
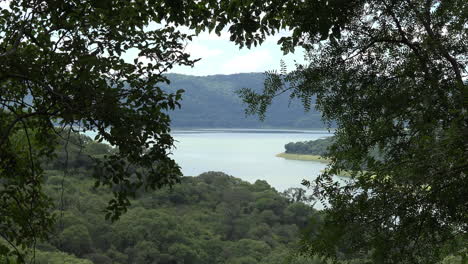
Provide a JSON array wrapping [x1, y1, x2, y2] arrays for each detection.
[[171, 129, 333, 192]]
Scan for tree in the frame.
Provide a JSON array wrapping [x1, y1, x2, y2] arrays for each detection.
[[0, 0, 287, 260], [282, 187, 313, 203], [58, 225, 93, 257], [238, 0, 467, 263]]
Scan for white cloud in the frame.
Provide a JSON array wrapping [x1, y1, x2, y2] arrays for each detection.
[[0, 0, 10, 9], [120, 26, 305, 76], [185, 43, 223, 59], [220, 49, 273, 74], [264, 29, 292, 44]]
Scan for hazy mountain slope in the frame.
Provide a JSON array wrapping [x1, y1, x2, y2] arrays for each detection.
[[164, 73, 324, 128]]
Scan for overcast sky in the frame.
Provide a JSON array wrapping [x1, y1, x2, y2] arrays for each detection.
[[168, 30, 306, 76], [121, 26, 307, 76]]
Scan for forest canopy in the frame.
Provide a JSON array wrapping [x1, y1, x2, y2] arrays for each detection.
[[3, 135, 323, 264]]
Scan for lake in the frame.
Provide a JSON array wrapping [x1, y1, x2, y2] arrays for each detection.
[[171, 129, 333, 192]]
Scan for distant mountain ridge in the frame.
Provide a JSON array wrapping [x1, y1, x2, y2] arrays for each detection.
[[164, 73, 325, 129]]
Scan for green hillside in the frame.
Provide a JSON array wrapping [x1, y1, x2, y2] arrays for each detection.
[[3, 135, 464, 264], [164, 73, 324, 128], [36, 170, 321, 264], [3, 134, 322, 264]]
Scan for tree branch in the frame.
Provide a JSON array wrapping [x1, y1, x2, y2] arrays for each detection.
[[404, 0, 464, 85], [0, 110, 58, 147], [0, 29, 24, 57]]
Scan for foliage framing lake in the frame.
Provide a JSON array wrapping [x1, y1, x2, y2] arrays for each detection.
[[171, 129, 332, 192]]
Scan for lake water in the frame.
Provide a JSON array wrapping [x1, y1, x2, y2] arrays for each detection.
[[171, 129, 333, 192]]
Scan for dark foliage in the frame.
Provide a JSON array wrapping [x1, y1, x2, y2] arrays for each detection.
[[284, 137, 334, 156], [238, 0, 468, 263]]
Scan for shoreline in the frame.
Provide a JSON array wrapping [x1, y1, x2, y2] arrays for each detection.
[[275, 153, 330, 163], [276, 153, 356, 178]]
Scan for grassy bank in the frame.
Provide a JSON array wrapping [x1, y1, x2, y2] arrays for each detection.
[[276, 152, 330, 163], [276, 153, 357, 178], [276, 152, 358, 178]]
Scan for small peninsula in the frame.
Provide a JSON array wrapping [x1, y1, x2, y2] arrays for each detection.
[[275, 137, 355, 178], [276, 137, 333, 163]]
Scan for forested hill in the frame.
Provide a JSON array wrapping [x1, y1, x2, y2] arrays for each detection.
[[164, 73, 324, 128], [23, 134, 324, 264], [38, 170, 320, 264], [5, 135, 462, 264]]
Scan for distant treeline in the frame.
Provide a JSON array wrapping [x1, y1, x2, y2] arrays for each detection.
[[284, 137, 334, 156], [23, 73, 327, 129], [164, 73, 326, 129]]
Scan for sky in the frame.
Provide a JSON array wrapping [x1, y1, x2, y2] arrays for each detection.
[[123, 27, 307, 76], [167, 30, 306, 76]]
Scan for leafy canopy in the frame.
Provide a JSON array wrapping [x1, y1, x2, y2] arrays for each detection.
[[0, 0, 299, 260], [238, 0, 467, 263]]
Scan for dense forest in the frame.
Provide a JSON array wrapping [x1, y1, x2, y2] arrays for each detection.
[[2, 135, 463, 264], [38, 173, 316, 264], [9, 135, 325, 264], [163, 73, 324, 129]]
